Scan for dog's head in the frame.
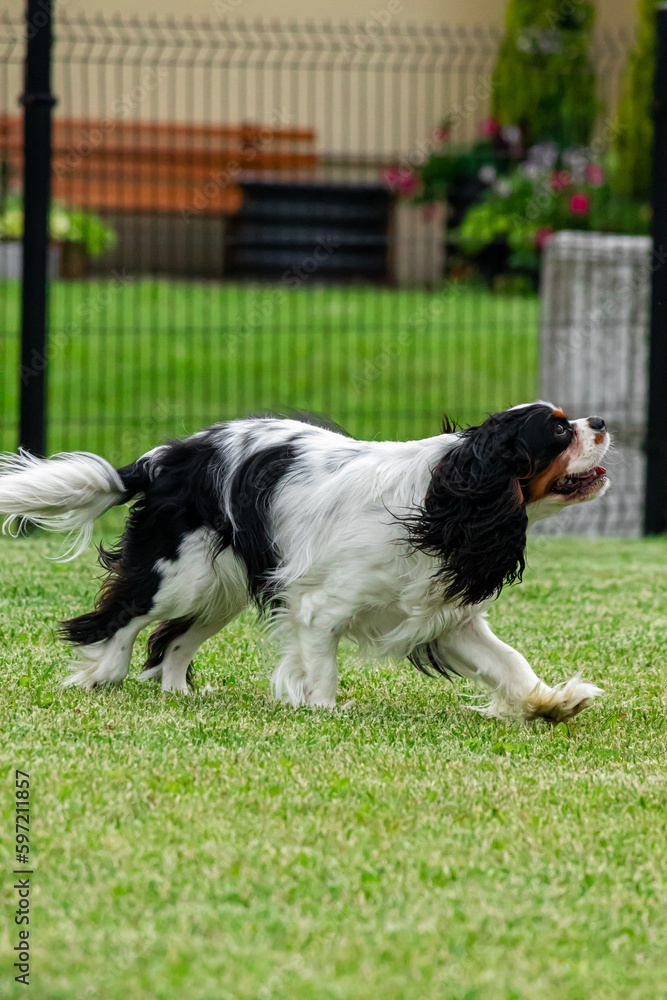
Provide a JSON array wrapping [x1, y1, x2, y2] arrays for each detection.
[[410, 402, 610, 605]]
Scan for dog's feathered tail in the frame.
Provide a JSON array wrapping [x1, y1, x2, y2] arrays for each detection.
[[0, 450, 129, 560]]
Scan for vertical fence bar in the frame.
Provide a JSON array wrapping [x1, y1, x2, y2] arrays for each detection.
[[19, 0, 55, 456], [645, 3, 667, 535]]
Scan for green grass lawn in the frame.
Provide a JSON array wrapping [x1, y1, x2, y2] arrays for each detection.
[[0, 527, 666, 1000], [0, 280, 538, 464]]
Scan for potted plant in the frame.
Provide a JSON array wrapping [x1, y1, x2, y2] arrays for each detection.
[[0, 195, 116, 279], [455, 152, 650, 288]]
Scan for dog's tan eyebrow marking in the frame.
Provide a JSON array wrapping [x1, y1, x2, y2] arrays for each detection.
[[552, 409, 567, 419]]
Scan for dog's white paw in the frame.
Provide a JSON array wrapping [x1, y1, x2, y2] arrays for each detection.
[[477, 674, 602, 724], [62, 642, 128, 689], [524, 675, 602, 723]]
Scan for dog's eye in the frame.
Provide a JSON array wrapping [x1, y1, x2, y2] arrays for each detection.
[[555, 422, 567, 436]]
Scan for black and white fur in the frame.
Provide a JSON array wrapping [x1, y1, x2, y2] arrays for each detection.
[[0, 403, 610, 721]]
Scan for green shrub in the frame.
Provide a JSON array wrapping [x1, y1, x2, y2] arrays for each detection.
[[613, 0, 656, 200], [491, 0, 598, 148], [458, 160, 650, 270]]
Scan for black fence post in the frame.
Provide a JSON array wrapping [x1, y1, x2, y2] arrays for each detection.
[[19, 0, 56, 457], [645, 3, 667, 535]]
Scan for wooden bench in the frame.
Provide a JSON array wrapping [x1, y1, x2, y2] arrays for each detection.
[[0, 116, 318, 214]]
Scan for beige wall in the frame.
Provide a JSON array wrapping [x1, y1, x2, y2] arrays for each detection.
[[51, 0, 638, 32], [59, 0, 506, 26]]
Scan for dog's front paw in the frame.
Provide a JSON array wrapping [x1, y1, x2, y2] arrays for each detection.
[[476, 674, 602, 723], [522, 675, 602, 723]]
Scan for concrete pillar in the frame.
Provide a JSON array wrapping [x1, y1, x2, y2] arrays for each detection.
[[538, 230, 651, 535]]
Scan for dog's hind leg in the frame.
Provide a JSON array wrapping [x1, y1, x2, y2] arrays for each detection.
[[138, 617, 199, 687], [61, 527, 250, 690], [59, 549, 163, 689], [62, 613, 156, 689], [139, 607, 245, 694], [139, 546, 250, 692], [60, 528, 220, 689]]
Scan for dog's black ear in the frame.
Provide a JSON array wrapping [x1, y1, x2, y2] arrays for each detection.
[[408, 418, 528, 605]]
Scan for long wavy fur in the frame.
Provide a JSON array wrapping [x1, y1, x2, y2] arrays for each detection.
[[407, 412, 533, 605]]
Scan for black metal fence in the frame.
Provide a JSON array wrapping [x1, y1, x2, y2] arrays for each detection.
[[2, 11, 664, 532]]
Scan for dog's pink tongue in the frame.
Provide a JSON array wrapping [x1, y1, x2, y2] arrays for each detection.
[[596, 467, 606, 475]]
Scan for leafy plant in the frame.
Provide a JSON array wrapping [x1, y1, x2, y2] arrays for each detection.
[[457, 156, 650, 270], [0, 195, 116, 258], [491, 0, 598, 148], [613, 0, 656, 200]]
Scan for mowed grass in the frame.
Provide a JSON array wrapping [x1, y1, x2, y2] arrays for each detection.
[[0, 527, 666, 1000], [0, 280, 538, 463]]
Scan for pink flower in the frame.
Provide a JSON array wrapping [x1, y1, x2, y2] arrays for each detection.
[[396, 171, 417, 193], [381, 168, 417, 193], [381, 167, 401, 188], [534, 226, 555, 250], [431, 125, 450, 143], [478, 116, 501, 138], [584, 164, 605, 187], [569, 192, 590, 215], [551, 170, 572, 191]]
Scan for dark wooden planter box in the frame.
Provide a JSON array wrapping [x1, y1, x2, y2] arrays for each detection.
[[59, 241, 90, 279]]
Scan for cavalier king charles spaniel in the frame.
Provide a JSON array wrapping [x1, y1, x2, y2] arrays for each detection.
[[0, 401, 609, 722]]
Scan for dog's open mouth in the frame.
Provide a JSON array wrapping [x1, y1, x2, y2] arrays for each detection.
[[551, 466, 607, 497]]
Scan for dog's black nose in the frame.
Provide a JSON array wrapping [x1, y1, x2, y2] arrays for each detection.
[[588, 416, 606, 431]]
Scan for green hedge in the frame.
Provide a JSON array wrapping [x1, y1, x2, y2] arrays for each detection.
[[491, 0, 598, 148], [613, 0, 656, 201]]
